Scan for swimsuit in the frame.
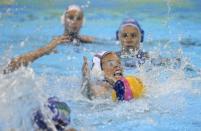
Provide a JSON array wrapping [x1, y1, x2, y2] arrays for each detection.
[[116, 49, 148, 67]]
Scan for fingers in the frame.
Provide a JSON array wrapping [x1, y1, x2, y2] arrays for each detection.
[[83, 57, 88, 71], [53, 35, 71, 44], [58, 35, 70, 43], [82, 56, 90, 78], [4, 57, 24, 73]]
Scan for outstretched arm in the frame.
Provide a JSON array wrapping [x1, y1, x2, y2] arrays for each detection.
[[79, 35, 114, 44], [3, 35, 70, 74], [79, 35, 95, 43]]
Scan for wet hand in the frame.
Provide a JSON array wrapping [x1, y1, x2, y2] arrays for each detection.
[[52, 35, 71, 45], [4, 56, 28, 74]]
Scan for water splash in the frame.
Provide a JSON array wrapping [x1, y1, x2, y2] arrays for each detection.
[[0, 67, 49, 130], [81, 0, 91, 9], [0, 0, 200, 130]]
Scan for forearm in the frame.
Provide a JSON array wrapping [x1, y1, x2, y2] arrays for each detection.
[[81, 77, 94, 100], [79, 35, 95, 43], [3, 38, 59, 74], [25, 39, 58, 62]]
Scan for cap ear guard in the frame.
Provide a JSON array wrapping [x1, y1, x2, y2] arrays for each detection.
[[116, 30, 119, 40], [133, 20, 144, 43], [91, 54, 104, 80], [91, 51, 113, 80], [140, 29, 144, 43]]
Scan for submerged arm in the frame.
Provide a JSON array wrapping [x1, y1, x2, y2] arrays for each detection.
[[3, 35, 70, 74]]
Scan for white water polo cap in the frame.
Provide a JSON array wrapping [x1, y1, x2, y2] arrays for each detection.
[[61, 5, 83, 25], [91, 51, 111, 80]]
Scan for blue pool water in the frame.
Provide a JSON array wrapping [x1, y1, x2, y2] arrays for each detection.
[[0, 0, 201, 130]]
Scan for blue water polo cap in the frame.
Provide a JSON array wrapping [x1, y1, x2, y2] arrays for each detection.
[[33, 96, 71, 130]]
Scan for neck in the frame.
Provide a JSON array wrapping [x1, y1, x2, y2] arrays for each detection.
[[64, 29, 79, 40], [104, 77, 119, 87], [121, 46, 139, 54]]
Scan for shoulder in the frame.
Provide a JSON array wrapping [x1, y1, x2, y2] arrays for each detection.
[[79, 35, 95, 43]]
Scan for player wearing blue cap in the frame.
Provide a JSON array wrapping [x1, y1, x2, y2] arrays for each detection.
[[116, 18, 149, 67], [33, 97, 76, 131]]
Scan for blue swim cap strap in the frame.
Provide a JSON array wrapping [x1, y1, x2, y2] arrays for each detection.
[[113, 80, 125, 101]]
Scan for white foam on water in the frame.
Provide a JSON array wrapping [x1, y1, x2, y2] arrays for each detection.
[[0, 0, 201, 130], [0, 67, 48, 130], [0, 40, 199, 130]]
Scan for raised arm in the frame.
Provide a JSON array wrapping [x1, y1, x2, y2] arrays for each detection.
[[81, 56, 94, 99], [80, 56, 114, 99], [3, 35, 70, 74]]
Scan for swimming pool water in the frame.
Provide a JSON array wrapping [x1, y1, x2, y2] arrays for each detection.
[[0, 0, 201, 131]]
